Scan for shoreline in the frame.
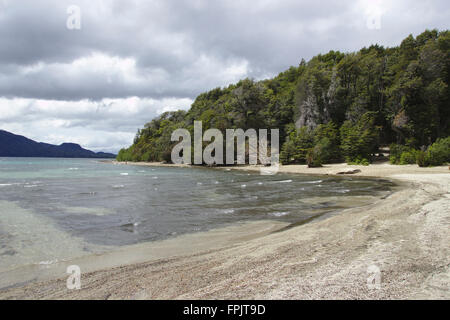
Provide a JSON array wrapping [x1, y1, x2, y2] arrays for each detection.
[[112, 159, 449, 178], [1, 163, 448, 299]]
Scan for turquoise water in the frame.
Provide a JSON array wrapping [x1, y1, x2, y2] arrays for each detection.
[[0, 158, 394, 282]]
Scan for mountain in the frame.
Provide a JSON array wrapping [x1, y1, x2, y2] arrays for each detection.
[[0, 130, 116, 158]]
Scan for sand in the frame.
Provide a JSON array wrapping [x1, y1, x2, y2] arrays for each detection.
[[0, 163, 448, 300]]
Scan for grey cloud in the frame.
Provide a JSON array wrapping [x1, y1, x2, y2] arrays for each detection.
[[0, 0, 448, 101], [0, 0, 448, 151]]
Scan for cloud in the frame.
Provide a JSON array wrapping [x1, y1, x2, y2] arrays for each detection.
[[0, 0, 448, 151], [0, 96, 193, 153]]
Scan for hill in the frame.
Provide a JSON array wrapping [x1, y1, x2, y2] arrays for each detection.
[[115, 29, 450, 166], [0, 130, 116, 158]]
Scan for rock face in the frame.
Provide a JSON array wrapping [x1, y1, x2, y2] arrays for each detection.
[[295, 88, 321, 129], [336, 169, 362, 175], [295, 68, 338, 130], [0, 130, 116, 158]]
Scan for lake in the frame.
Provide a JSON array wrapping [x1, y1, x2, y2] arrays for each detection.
[[0, 158, 394, 288]]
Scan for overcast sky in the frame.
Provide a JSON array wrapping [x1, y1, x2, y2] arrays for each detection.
[[0, 0, 448, 153]]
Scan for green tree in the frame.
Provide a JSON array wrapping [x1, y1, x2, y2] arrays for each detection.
[[340, 112, 380, 163]]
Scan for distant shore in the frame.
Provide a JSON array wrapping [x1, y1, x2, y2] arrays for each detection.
[[1, 162, 449, 299]]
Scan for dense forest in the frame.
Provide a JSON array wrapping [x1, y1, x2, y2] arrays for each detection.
[[118, 30, 450, 167]]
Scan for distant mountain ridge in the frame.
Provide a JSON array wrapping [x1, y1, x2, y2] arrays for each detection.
[[0, 130, 116, 158]]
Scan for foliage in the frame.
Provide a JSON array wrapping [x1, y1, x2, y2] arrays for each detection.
[[420, 136, 450, 166], [416, 150, 428, 167], [306, 147, 322, 168], [280, 127, 314, 164], [340, 112, 380, 163], [389, 144, 419, 165], [347, 157, 370, 166], [116, 30, 450, 166], [399, 150, 419, 164], [313, 122, 341, 162]]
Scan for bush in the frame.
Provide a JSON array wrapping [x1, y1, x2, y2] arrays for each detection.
[[399, 150, 418, 164], [280, 139, 297, 165], [389, 144, 405, 164], [416, 137, 450, 167], [306, 147, 323, 168], [416, 150, 428, 167], [422, 137, 450, 166], [279, 127, 314, 164], [340, 112, 380, 163], [389, 144, 418, 165], [348, 157, 370, 166], [313, 122, 341, 162], [281, 123, 340, 165]]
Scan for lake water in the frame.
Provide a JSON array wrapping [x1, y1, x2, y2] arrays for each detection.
[[0, 158, 394, 288]]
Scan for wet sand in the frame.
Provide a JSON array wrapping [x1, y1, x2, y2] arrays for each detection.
[[1, 163, 448, 299]]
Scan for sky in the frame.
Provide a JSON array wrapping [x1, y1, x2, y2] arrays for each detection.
[[0, 0, 448, 153]]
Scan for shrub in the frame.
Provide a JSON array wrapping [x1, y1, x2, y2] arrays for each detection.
[[279, 127, 314, 164], [416, 150, 428, 167], [280, 139, 297, 165], [281, 123, 341, 165], [306, 147, 323, 168], [389, 144, 405, 164], [425, 137, 450, 166], [399, 150, 418, 164], [417, 137, 450, 167], [389, 144, 419, 165], [313, 122, 341, 162], [340, 112, 380, 163], [348, 157, 370, 166]]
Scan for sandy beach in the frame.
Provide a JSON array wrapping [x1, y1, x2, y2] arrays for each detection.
[[0, 163, 448, 300]]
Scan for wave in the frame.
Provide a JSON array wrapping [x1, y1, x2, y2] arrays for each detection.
[[221, 209, 235, 214], [37, 259, 59, 266], [304, 180, 323, 184], [78, 192, 97, 196], [272, 179, 293, 184], [333, 189, 350, 193], [269, 211, 289, 217]]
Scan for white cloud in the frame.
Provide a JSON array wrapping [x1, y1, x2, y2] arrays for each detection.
[[0, 96, 193, 153]]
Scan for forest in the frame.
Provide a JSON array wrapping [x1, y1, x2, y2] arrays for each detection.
[[117, 30, 450, 167]]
